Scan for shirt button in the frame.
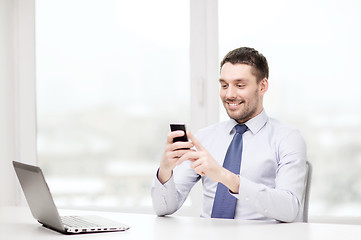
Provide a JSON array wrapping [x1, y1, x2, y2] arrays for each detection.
[[245, 197, 249, 201]]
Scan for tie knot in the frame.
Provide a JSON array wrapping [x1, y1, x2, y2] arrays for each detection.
[[235, 124, 248, 134]]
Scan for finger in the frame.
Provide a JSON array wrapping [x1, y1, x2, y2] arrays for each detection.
[[167, 130, 187, 144], [168, 142, 194, 152], [171, 148, 195, 158], [190, 158, 203, 169], [193, 165, 205, 176], [176, 150, 198, 165], [187, 131, 205, 151]]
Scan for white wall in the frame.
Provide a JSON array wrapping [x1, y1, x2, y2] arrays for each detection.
[[0, 0, 36, 207], [0, 0, 17, 207]]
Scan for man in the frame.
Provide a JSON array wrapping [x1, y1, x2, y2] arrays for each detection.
[[151, 47, 307, 222]]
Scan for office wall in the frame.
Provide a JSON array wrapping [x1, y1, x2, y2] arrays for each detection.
[[0, 0, 17, 207]]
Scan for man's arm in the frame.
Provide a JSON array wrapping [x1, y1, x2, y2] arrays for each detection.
[[179, 130, 307, 222], [157, 130, 194, 184], [151, 130, 198, 216], [233, 130, 307, 222], [151, 171, 178, 216]]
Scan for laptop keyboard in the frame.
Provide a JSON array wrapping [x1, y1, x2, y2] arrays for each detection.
[[62, 216, 104, 228], [60, 215, 129, 232]]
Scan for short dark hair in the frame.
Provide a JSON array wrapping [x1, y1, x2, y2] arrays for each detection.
[[220, 47, 269, 82]]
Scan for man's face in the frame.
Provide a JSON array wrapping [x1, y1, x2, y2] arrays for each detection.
[[219, 62, 268, 124]]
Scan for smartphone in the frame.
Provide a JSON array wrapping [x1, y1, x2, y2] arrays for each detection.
[[170, 123, 188, 143]]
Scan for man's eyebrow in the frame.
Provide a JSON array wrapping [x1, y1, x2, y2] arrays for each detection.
[[219, 78, 248, 83], [234, 79, 248, 83]]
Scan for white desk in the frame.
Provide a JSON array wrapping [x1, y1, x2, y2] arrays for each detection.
[[1, 206, 360, 240]]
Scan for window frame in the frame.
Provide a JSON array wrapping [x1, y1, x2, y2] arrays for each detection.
[[11, 0, 37, 206]]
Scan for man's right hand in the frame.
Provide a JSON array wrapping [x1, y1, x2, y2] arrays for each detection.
[[158, 130, 194, 184]]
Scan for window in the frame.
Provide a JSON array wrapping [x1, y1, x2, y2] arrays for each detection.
[[33, 0, 361, 218], [36, 0, 190, 212], [219, 0, 361, 217]]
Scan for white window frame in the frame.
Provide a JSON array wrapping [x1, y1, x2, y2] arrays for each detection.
[[14, 0, 37, 167], [190, 0, 219, 131]]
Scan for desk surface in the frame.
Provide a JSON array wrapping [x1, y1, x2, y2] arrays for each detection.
[[1, 206, 361, 240]]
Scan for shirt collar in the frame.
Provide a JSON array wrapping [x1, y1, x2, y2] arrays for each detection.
[[226, 109, 269, 135]]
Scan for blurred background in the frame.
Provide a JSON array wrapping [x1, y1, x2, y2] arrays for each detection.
[[33, 0, 361, 217]]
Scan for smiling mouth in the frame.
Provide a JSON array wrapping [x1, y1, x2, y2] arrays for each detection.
[[228, 103, 240, 107], [226, 100, 244, 108]]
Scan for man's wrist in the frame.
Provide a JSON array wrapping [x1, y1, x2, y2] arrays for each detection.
[[221, 169, 240, 194], [157, 167, 173, 184]]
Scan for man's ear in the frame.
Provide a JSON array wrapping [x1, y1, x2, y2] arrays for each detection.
[[259, 78, 268, 95]]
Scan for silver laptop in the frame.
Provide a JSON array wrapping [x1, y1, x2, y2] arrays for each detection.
[[13, 161, 130, 234]]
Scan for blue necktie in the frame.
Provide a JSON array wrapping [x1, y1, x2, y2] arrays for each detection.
[[211, 124, 248, 219]]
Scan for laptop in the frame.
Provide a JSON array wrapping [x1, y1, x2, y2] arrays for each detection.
[[13, 161, 130, 234]]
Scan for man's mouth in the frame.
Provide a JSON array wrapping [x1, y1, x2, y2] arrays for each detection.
[[226, 101, 244, 109], [228, 103, 239, 107]]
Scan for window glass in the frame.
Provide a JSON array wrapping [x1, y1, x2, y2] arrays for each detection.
[[219, 0, 361, 216], [36, 0, 190, 211]]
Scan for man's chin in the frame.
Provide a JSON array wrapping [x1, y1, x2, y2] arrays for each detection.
[[226, 110, 251, 123], [226, 110, 242, 120]]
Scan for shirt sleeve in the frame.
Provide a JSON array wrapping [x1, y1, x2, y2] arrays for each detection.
[[151, 161, 200, 216], [151, 171, 178, 216], [231, 129, 307, 222]]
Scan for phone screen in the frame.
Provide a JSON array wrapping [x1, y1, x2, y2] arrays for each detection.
[[170, 124, 188, 142]]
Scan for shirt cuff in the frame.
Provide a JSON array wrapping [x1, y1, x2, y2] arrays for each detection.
[[153, 168, 175, 189], [229, 176, 265, 203]]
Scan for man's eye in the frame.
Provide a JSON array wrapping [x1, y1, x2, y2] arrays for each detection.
[[221, 84, 228, 88], [237, 84, 245, 88]]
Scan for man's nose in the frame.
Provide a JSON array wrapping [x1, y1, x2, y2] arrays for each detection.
[[225, 86, 237, 99]]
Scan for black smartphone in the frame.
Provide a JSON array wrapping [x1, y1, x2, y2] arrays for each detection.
[[170, 124, 188, 143]]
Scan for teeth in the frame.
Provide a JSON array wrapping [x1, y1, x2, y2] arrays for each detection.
[[229, 103, 239, 106]]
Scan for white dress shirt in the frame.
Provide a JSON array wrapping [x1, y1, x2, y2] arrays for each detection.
[[151, 110, 307, 222]]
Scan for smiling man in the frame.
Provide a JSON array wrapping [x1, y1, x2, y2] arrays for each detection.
[[151, 47, 307, 222]]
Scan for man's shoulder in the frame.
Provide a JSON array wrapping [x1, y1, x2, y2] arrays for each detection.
[[267, 117, 295, 130], [266, 117, 305, 143]]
